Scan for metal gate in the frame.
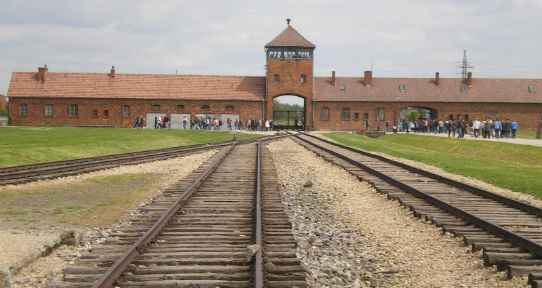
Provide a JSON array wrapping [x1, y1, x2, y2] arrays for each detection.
[[272, 110, 304, 129]]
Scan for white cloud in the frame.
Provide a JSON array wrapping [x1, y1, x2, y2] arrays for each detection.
[[0, 0, 540, 95]]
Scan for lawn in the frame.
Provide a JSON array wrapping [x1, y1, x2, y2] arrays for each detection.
[[0, 126, 262, 167], [322, 132, 542, 200]]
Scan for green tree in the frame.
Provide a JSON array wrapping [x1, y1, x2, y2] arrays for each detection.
[[405, 110, 420, 121]]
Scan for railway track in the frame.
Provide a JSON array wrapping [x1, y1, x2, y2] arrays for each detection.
[[293, 133, 542, 288], [0, 134, 285, 186], [58, 141, 306, 287]]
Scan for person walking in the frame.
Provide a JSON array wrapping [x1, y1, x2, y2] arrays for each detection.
[[139, 117, 144, 128], [183, 116, 188, 130], [133, 117, 139, 128], [511, 120, 518, 138]]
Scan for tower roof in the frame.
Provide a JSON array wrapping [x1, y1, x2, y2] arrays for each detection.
[[265, 25, 315, 48]]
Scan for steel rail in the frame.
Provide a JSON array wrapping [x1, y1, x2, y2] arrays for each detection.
[[300, 132, 542, 217], [90, 143, 237, 288], [254, 142, 264, 288], [295, 134, 542, 258]]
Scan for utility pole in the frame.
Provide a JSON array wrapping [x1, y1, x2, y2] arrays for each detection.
[[457, 49, 474, 80]]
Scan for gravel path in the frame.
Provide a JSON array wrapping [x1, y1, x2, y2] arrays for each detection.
[[267, 139, 528, 288]]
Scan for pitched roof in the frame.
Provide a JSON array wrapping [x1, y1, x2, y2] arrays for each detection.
[[8, 72, 266, 101], [314, 77, 542, 103], [265, 25, 315, 48]]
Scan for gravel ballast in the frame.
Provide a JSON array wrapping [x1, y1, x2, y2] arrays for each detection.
[[267, 139, 528, 287]]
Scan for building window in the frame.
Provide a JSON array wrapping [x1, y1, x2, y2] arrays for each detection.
[[104, 110, 109, 118], [363, 113, 369, 121], [298, 49, 312, 59], [377, 108, 385, 121], [176, 105, 185, 111], [69, 104, 78, 116], [321, 108, 329, 120], [226, 105, 234, 111], [123, 105, 130, 117], [274, 75, 280, 83], [44, 104, 53, 116], [528, 85, 536, 93], [354, 112, 359, 121], [449, 114, 454, 120], [269, 49, 282, 59], [19, 104, 28, 116], [300, 75, 306, 83], [284, 50, 296, 59], [202, 105, 210, 111], [399, 85, 406, 92], [464, 114, 469, 122], [152, 105, 160, 111], [92, 110, 98, 117], [342, 108, 350, 120]]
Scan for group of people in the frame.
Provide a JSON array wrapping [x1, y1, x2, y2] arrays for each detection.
[[154, 116, 170, 129], [132, 117, 145, 128], [393, 118, 519, 139]]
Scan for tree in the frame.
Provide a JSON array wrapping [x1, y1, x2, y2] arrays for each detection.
[[405, 110, 420, 121]]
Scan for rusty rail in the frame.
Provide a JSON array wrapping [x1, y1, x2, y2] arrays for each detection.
[[295, 134, 542, 258], [254, 141, 264, 288], [91, 143, 236, 288]]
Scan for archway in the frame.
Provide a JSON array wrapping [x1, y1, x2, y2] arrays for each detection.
[[399, 106, 438, 120], [272, 95, 305, 130]]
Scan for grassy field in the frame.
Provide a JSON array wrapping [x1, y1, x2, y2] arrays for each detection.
[[516, 131, 539, 140], [323, 132, 542, 200], [0, 126, 262, 167]]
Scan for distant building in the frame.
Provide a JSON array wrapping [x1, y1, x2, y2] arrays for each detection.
[[0, 93, 6, 110], [6, 23, 542, 131]]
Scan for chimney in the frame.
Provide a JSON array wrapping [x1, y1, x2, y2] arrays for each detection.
[[331, 71, 335, 85], [109, 66, 115, 78], [364, 71, 372, 86], [435, 72, 440, 86], [467, 72, 472, 86], [37, 64, 48, 82]]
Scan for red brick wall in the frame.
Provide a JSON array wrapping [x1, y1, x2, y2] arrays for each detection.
[[0, 95, 6, 110], [8, 97, 264, 127], [266, 58, 313, 128], [314, 101, 542, 131]]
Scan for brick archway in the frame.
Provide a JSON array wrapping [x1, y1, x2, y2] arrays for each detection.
[[269, 94, 307, 129]]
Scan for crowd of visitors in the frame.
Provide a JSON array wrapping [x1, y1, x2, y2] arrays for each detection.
[[134, 115, 274, 132], [393, 118, 519, 139]]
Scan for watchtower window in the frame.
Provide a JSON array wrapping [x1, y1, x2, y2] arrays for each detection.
[[298, 49, 312, 59], [284, 51, 296, 59], [269, 49, 282, 59], [274, 75, 280, 83]]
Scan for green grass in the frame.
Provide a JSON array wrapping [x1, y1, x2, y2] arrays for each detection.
[[323, 132, 542, 199], [0, 126, 263, 167], [516, 131, 539, 140]]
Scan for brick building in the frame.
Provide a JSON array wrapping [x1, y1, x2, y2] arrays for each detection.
[[0, 93, 6, 111], [6, 23, 542, 131]]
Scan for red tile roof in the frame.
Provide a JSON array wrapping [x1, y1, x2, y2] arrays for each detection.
[[8, 72, 266, 101], [265, 25, 315, 48], [314, 77, 542, 103]]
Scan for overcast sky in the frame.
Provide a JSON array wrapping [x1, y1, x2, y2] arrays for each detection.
[[1, 0, 541, 97]]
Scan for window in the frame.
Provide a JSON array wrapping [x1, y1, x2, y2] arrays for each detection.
[[274, 75, 280, 83], [342, 108, 350, 120], [19, 104, 28, 116], [226, 105, 234, 111], [354, 112, 359, 121], [449, 114, 454, 120], [176, 105, 185, 111], [269, 49, 282, 59], [123, 105, 130, 117], [92, 110, 98, 117], [457, 114, 463, 121], [44, 104, 53, 116], [103, 110, 109, 118], [202, 105, 210, 111], [152, 105, 160, 110], [300, 75, 306, 83], [528, 85, 536, 93], [340, 84, 346, 91], [363, 113, 369, 121], [284, 50, 296, 59], [321, 108, 329, 120], [298, 49, 312, 59], [69, 104, 78, 116], [399, 85, 406, 92], [377, 108, 385, 121], [464, 114, 469, 121]]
